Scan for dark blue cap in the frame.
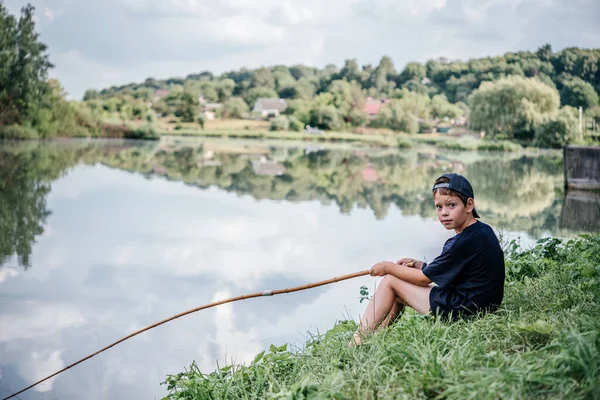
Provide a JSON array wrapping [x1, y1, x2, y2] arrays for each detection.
[[432, 173, 480, 218]]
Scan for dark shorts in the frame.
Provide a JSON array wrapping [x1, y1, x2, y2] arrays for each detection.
[[429, 286, 497, 321]]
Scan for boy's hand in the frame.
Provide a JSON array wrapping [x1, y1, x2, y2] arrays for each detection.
[[370, 261, 394, 276], [396, 258, 424, 270]]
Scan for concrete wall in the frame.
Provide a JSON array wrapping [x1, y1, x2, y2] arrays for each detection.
[[564, 146, 600, 190]]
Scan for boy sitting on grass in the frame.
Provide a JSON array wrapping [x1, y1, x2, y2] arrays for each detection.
[[352, 173, 505, 346]]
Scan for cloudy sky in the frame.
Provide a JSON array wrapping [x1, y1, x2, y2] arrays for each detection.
[[4, 0, 600, 99]]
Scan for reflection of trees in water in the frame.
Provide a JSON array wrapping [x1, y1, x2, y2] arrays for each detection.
[[0, 141, 570, 271], [0, 151, 52, 268], [100, 144, 566, 236], [0, 142, 143, 269], [468, 156, 563, 217]]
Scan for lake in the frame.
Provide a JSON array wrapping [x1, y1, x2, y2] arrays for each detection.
[[0, 138, 596, 399]]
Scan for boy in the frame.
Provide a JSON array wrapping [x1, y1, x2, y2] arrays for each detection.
[[351, 173, 505, 346]]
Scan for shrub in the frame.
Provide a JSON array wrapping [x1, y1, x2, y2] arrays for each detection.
[[477, 141, 522, 152], [370, 101, 418, 133], [124, 125, 159, 140], [397, 138, 413, 149], [348, 109, 369, 127], [270, 116, 290, 131], [309, 106, 341, 131], [222, 97, 249, 119], [0, 125, 39, 140], [534, 106, 579, 148], [419, 120, 435, 133], [288, 116, 304, 132], [197, 114, 206, 129]]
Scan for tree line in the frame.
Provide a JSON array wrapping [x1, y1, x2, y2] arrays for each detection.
[[83, 43, 600, 147]]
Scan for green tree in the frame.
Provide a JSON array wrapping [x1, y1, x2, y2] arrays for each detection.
[[289, 65, 316, 80], [394, 89, 431, 120], [288, 115, 304, 131], [338, 59, 361, 82], [251, 68, 276, 90], [468, 76, 560, 140], [328, 80, 365, 118], [197, 114, 206, 129], [217, 79, 236, 102], [222, 97, 249, 119], [83, 89, 100, 101], [348, 109, 369, 127], [397, 62, 426, 85], [371, 101, 418, 133], [0, 3, 53, 126], [534, 106, 579, 148], [270, 115, 289, 131], [309, 106, 341, 130], [536, 44, 553, 63], [284, 99, 311, 124], [174, 92, 199, 122], [559, 76, 599, 109], [431, 94, 464, 119], [370, 56, 397, 93]]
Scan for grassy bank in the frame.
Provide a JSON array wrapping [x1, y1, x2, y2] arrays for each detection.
[[128, 118, 524, 151], [162, 234, 600, 399], [160, 128, 523, 152], [0, 122, 159, 141]]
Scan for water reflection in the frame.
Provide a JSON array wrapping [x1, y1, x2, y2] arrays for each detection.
[[0, 139, 596, 400]]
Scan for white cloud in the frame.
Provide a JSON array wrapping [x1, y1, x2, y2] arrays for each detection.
[[19, 350, 64, 392], [0, 268, 18, 283], [49, 50, 126, 98], [7, 0, 596, 98], [0, 305, 85, 342]]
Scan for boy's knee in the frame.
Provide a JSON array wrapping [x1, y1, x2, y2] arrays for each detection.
[[381, 274, 406, 289], [380, 275, 394, 286]]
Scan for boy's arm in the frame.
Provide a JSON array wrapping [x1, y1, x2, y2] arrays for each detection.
[[396, 258, 426, 270], [371, 262, 432, 287]]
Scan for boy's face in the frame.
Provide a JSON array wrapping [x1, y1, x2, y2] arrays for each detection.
[[433, 192, 474, 231]]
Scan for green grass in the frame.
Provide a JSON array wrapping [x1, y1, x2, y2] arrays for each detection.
[[158, 128, 528, 152], [162, 235, 600, 400], [160, 128, 407, 148]]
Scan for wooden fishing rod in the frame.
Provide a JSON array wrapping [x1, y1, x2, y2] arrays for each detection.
[[3, 269, 371, 400]]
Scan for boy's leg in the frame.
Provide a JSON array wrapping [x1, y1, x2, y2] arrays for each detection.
[[351, 275, 432, 345]]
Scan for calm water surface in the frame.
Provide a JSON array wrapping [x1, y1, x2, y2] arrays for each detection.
[[0, 138, 595, 399]]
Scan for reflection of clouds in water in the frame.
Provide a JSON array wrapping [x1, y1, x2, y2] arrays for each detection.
[[20, 350, 64, 392], [0, 163, 539, 400], [211, 291, 262, 369], [0, 267, 18, 283], [0, 305, 85, 342]]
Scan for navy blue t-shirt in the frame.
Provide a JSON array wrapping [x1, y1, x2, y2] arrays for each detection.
[[422, 221, 505, 319]]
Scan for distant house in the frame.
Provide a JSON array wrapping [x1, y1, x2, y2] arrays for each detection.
[[201, 102, 223, 120], [153, 89, 170, 100], [364, 97, 390, 117], [251, 156, 285, 176], [452, 115, 467, 126], [252, 98, 288, 118]]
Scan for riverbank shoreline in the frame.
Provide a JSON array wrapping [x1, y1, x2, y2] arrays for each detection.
[[162, 234, 600, 399]]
